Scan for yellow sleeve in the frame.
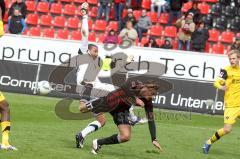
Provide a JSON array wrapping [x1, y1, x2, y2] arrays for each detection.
[[214, 68, 227, 89], [214, 78, 225, 89], [0, 20, 4, 37]]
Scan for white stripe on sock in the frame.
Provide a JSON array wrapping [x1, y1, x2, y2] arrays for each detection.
[[81, 120, 101, 138]]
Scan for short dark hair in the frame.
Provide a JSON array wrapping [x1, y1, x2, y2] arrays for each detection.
[[144, 80, 160, 91], [88, 44, 98, 50], [126, 20, 132, 24]]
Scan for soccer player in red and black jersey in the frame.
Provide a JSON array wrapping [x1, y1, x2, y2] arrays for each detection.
[[79, 79, 163, 154]]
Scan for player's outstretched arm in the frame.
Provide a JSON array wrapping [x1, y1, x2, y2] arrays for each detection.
[[144, 100, 163, 152], [80, 2, 89, 54]]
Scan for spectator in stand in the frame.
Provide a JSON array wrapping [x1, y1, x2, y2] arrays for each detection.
[[168, 0, 188, 25], [121, 8, 136, 29], [191, 21, 209, 52], [8, 0, 27, 19], [151, 0, 170, 18], [104, 29, 119, 44], [176, 13, 195, 51], [144, 37, 159, 48], [160, 38, 173, 49], [119, 20, 138, 46], [187, 1, 201, 24], [97, 0, 112, 22], [114, 0, 125, 21], [231, 38, 240, 51], [135, 9, 152, 42], [8, 7, 27, 35]]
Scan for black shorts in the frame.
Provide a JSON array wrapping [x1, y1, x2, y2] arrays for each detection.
[[90, 97, 110, 114], [110, 110, 131, 126]]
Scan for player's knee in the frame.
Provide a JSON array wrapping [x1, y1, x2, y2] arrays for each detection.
[[98, 119, 106, 127], [79, 103, 87, 113], [97, 114, 106, 126], [0, 101, 9, 112], [224, 127, 232, 134], [120, 134, 131, 142]]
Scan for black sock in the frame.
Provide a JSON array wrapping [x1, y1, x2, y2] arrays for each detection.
[[97, 134, 119, 146]]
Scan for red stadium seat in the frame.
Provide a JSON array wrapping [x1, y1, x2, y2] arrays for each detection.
[[147, 12, 158, 23], [198, 2, 210, 15], [87, 0, 98, 5], [50, 3, 63, 15], [67, 17, 80, 29], [89, 7, 98, 18], [149, 25, 163, 37], [109, 7, 115, 20], [53, 16, 66, 28], [220, 31, 235, 44], [164, 26, 177, 38], [122, 9, 128, 19], [40, 15, 52, 27], [22, 28, 28, 35], [208, 29, 220, 42], [156, 38, 164, 47], [211, 43, 224, 54], [37, 2, 49, 13], [133, 10, 141, 20], [141, 0, 151, 10], [26, 14, 39, 26], [108, 21, 118, 31], [3, 12, 8, 22], [172, 40, 178, 50], [97, 33, 107, 43], [205, 42, 210, 53], [93, 20, 107, 31], [88, 31, 96, 42], [56, 29, 69, 39], [5, 0, 10, 9], [140, 37, 149, 47], [70, 31, 82, 40], [203, 0, 218, 3], [181, 1, 192, 12], [159, 13, 169, 24], [74, 0, 86, 4], [42, 28, 55, 38], [60, 0, 73, 3], [25, 1, 36, 12], [29, 27, 41, 37], [3, 24, 7, 32], [63, 4, 76, 16]]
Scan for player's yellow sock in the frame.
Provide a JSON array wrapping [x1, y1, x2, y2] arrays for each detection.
[[207, 128, 225, 144], [1, 121, 11, 146]]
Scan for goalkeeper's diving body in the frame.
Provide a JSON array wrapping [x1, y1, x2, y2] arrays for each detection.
[[75, 2, 146, 149], [203, 50, 240, 154]]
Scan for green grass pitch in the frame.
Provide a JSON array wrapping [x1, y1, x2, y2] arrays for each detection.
[[0, 92, 240, 159]]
